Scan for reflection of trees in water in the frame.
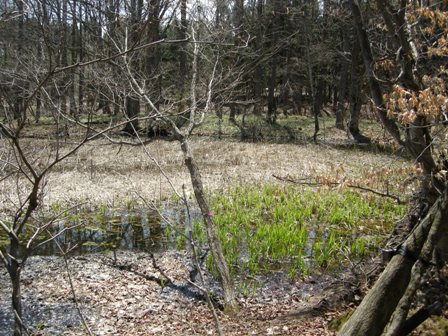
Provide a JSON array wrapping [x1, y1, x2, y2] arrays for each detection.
[[1, 207, 200, 256], [57, 208, 182, 255]]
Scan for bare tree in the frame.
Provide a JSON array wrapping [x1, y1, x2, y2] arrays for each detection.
[[122, 14, 238, 312]]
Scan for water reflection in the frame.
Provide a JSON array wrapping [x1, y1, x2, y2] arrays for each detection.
[[0, 207, 198, 256]]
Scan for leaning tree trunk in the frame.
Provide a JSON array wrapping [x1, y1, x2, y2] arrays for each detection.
[[340, 1, 445, 334], [179, 138, 238, 313], [339, 192, 448, 335]]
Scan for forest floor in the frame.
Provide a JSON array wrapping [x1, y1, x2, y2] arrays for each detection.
[[2, 122, 443, 335], [0, 250, 348, 335]]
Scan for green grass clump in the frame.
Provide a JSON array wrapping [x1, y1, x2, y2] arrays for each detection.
[[198, 184, 406, 278]]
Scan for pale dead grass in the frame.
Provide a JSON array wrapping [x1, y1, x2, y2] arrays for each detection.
[[0, 137, 412, 209]]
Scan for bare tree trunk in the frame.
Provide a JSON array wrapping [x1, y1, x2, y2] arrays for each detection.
[[69, 0, 78, 121], [267, 55, 278, 123], [179, 139, 238, 313], [341, 1, 446, 334], [178, 0, 187, 99], [126, 29, 238, 311], [312, 79, 324, 142], [347, 37, 370, 143], [122, 0, 143, 134], [145, 1, 162, 110], [340, 192, 448, 335], [9, 242, 23, 336], [335, 25, 350, 129], [123, 96, 140, 135], [253, 0, 264, 116], [349, 0, 402, 145], [78, 0, 84, 115]]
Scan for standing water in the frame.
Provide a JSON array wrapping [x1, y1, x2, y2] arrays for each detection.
[[0, 205, 200, 256]]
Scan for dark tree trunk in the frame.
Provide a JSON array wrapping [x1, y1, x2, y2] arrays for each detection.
[[349, 0, 402, 145], [293, 86, 303, 115], [60, 0, 69, 116], [348, 36, 370, 143], [9, 240, 23, 336], [312, 79, 324, 142], [335, 27, 350, 129], [122, 0, 143, 133], [267, 55, 278, 123], [145, 1, 162, 111], [178, 0, 187, 98], [252, 0, 264, 116], [78, 0, 84, 115], [69, 0, 78, 121], [35, 90, 41, 123], [13, 0, 24, 122], [123, 96, 140, 135]]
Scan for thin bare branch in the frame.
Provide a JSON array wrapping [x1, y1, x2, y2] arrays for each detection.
[[272, 174, 404, 204]]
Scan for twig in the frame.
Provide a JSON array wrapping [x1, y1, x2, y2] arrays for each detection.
[[51, 236, 94, 336], [13, 309, 31, 336], [149, 253, 174, 286], [272, 174, 404, 204]]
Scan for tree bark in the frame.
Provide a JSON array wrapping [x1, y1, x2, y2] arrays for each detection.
[[267, 54, 278, 123], [253, 0, 264, 116], [179, 139, 238, 313], [178, 0, 187, 98], [339, 192, 448, 336], [145, 1, 162, 110], [312, 79, 324, 142], [129, 37, 239, 312], [9, 240, 23, 336], [349, 0, 402, 145], [385, 193, 447, 335], [348, 36, 370, 143], [335, 29, 349, 130], [122, 0, 143, 134], [123, 96, 140, 135], [341, 2, 447, 334]]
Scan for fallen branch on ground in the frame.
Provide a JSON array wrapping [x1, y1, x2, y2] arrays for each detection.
[[272, 174, 404, 204]]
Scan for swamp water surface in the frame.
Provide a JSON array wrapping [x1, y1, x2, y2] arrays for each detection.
[[0, 207, 199, 334], [0, 206, 199, 256]]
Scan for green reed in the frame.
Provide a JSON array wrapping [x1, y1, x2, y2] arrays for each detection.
[[197, 184, 406, 278]]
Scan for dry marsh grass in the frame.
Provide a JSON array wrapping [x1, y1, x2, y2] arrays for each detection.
[[0, 136, 414, 209]]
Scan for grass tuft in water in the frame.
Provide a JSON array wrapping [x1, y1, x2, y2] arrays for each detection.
[[192, 184, 406, 278]]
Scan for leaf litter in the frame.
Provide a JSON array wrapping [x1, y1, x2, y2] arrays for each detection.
[[0, 250, 342, 335]]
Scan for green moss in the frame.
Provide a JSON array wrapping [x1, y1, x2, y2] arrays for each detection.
[[328, 310, 354, 332]]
